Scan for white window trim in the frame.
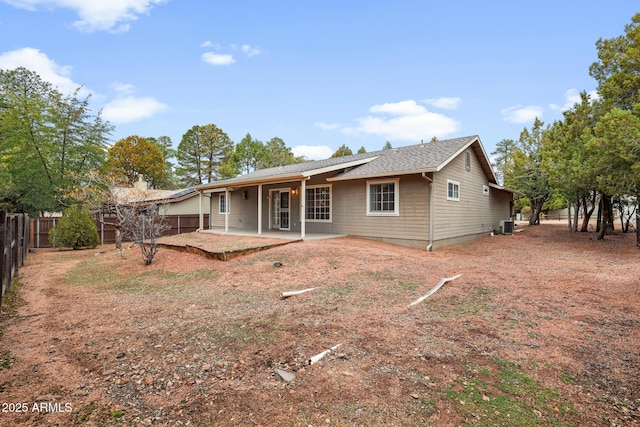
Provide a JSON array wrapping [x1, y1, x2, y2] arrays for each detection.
[[366, 178, 400, 216], [447, 179, 460, 201], [218, 193, 229, 214], [305, 184, 332, 223]]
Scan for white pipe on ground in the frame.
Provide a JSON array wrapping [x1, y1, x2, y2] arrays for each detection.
[[408, 274, 462, 307], [307, 343, 342, 365], [280, 287, 317, 298]]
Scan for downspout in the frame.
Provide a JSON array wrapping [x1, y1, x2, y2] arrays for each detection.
[[422, 172, 434, 251], [300, 178, 306, 239], [257, 183, 263, 235], [198, 190, 203, 231], [224, 188, 230, 233]]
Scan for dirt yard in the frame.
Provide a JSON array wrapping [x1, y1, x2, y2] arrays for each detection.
[[0, 223, 638, 426]]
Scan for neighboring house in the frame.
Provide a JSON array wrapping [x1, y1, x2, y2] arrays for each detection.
[[195, 135, 514, 250], [111, 176, 210, 216]]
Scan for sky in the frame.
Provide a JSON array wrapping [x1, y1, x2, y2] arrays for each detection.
[[0, 1, 637, 161]]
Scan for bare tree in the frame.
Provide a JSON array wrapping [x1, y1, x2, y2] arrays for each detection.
[[69, 171, 169, 264], [117, 203, 170, 265]]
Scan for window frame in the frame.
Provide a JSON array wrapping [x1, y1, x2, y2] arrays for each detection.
[[447, 179, 460, 201], [218, 193, 229, 214], [305, 184, 332, 222], [366, 178, 400, 216]]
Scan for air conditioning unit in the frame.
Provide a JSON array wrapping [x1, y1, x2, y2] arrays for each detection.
[[500, 220, 514, 235]]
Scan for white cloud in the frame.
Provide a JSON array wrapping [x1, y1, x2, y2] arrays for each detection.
[[314, 121, 344, 130], [102, 95, 167, 123], [201, 52, 235, 66], [0, 47, 89, 95], [549, 89, 600, 112], [111, 82, 135, 95], [241, 44, 261, 57], [370, 100, 426, 116], [4, 0, 166, 32], [292, 145, 333, 160], [423, 97, 461, 110], [501, 105, 543, 124], [320, 100, 460, 142]]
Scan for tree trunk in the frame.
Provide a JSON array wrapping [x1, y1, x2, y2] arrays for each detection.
[[596, 194, 614, 240], [529, 200, 544, 225], [567, 204, 573, 231], [572, 201, 580, 232], [637, 211, 640, 248], [115, 226, 122, 250], [580, 193, 597, 232]]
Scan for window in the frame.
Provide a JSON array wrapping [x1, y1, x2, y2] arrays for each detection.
[[219, 193, 228, 214], [305, 185, 331, 221], [367, 179, 399, 215], [447, 180, 460, 201]]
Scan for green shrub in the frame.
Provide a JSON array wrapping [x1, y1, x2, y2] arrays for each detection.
[[49, 205, 99, 250]]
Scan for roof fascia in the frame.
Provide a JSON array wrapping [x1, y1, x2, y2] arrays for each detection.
[[327, 168, 437, 182], [434, 137, 477, 172], [488, 182, 517, 193], [435, 136, 499, 184], [198, 172, 306, 192]]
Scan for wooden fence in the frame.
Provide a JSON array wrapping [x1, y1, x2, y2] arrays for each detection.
[[0, 211, 30, 310], [30, 214, 210, 249]]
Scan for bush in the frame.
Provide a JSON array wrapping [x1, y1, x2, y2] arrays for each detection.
[[50, 205, 99, 250]]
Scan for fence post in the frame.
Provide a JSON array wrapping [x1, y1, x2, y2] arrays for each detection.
[[22, 214, 29, 264], [9, 214, 16, 286], [100, 212, 104, 245], [16, 214, 23, 268], [0, 210, 6, 306]]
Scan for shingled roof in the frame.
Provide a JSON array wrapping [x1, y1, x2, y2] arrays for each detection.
[[196, 135, 497, 190], [111, 187, 197, 205]]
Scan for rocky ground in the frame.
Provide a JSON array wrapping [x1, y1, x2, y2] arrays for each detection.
[[0, 222, 638, 426]]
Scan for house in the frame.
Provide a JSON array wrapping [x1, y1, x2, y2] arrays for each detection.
[[194, 135, 514, 250], [111, 176, 210, 216]]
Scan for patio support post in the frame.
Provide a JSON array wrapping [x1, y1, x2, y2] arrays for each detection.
[[198, 190, 204, 231], [300, 179, 306, 239], [257, 184, 263, 235], [224, 188, 230, 233]]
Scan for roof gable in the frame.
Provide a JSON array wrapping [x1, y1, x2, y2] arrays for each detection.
[[329, 136, 487, 181]]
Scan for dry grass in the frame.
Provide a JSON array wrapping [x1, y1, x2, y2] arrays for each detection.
[[0, 223, 638, 426]]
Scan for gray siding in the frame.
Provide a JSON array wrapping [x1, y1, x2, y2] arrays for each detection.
[[432, 149, 511, 244], [323, 175, 430, 247], [210, 189, 258, 229], [165, 196, 210, 216], [206, 149, 511, 250]]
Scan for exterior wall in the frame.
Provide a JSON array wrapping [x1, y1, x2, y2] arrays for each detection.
[[431, 149, 512, 248], [209, 189, 258, 229], [164, 195, 210, 216], [303, 174, 431, 248], [205, 149, 512, 251]]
